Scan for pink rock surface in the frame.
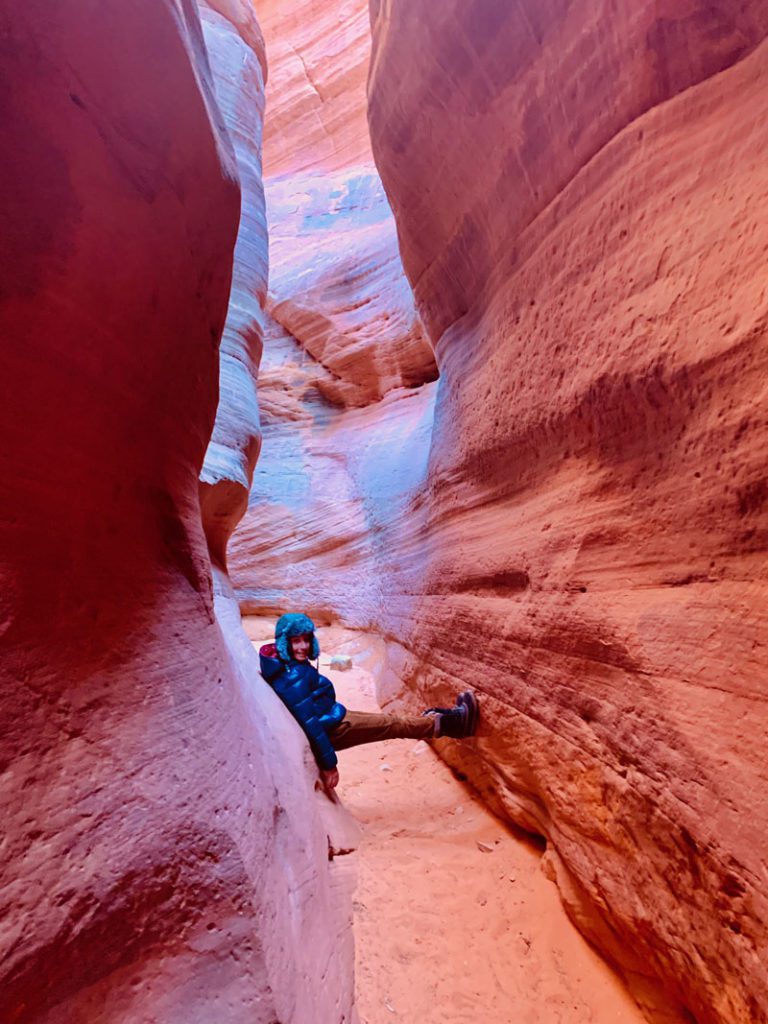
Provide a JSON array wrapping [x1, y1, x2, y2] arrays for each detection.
[[323, 627, 648, 1024], [266, 170, 436, 406], [198, 1, 268, 569], [256, 0, 372, 178], [231, 314, 437, 623], [233, 3, 768, 1022], [255, 0, 437, 406], [364, 6, 768, 1023], [0, 3, 355, 1021]]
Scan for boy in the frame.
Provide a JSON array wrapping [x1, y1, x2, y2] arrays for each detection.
[[259, 613, 479, 791]]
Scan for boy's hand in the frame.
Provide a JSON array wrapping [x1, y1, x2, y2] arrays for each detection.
[[321, 767, 339, 791]]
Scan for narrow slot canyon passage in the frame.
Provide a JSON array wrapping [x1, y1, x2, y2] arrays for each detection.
[[232, 2, 768, 1020], [2, 1, 766, 1022], [243, 619, 648, 1024]]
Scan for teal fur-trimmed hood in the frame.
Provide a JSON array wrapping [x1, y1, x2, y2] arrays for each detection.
[[275, 612, 320, 661]]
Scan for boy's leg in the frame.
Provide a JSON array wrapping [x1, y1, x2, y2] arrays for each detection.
[[329, 708, 436, 751]]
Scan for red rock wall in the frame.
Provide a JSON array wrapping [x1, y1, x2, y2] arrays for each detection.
[[0, 2, 355, 1021], [254, 0, 437, 407], [366, 4, 768, 1023], [231, 311, 438, 622], [257, 0, 371, 179], [198, 0, 268, 569], [230, 0, 438, 618]]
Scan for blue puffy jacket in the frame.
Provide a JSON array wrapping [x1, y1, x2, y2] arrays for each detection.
[[259, 643, 346, 770]]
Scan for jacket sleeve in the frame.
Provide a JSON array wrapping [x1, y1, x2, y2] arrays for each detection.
[[312, 673, 337, 704], [306, 724, 338, 771], [279, 689, 338, 771]]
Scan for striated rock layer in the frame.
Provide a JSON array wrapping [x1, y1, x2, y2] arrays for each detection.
[[256, 0, 372, 179], [266, 169, 436, 407], [233, 2, 768, 1022], [0, 2, 355, 1021], [232, 313, 438, 622], [198, 0, 268, 571], [254, 0, 437, 407], [196, 7, 359, 1024], [363, 5, 768, 1023]]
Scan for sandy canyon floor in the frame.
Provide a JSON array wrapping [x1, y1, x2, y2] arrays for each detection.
[[244, 619, 646, 1024]]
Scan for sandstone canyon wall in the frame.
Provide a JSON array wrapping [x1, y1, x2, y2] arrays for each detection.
[[231, 0, 438, 617], [231, 2, 768, 1022], [253, 0, 437, 408], [0, 3, 355, 1021], [198, 0, 268, 571], [364, 5, 767, 1023], [232, 315, 438, 624]]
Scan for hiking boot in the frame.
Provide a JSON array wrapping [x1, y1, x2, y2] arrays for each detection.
[[457, 690, 479, 735], [422, 691, 479, 739], [421, 705, 452, 739], [434, 705, 468, 738]]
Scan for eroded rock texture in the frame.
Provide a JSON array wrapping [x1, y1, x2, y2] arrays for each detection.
[[364, 5, 768, 1023], [233, 2, 768, 1022], [231, 0, 438, 612], [0, 3, 354, 1021], [198, 0, 269, 571], [254, 0, 437, 407], [232, 312, 438, 623], [257, 0, 370, 178]]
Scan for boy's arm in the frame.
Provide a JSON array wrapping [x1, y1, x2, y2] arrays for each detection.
[[278, 691, 338, 770], [306, 721, 338, 771], [312, 672, 336, 703], [263, 662, 339, 771]]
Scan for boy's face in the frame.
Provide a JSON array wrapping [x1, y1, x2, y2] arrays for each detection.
[[289, 633, 311, 661]]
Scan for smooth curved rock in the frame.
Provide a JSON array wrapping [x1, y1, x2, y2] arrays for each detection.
[[205, 0, 267, 73], [363, 6, 768, 1023], [231, 310, 437, 623], [257, 0, 372, 178], [267, 169, 436, 406], [256, 0, 437, 406], [233, 3, 768, 1022], [198, 1, 268, 570], [369, 0, 768, 349], [0, 3, 355, 1021]]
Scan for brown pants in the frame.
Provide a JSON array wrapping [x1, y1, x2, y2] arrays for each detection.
[[329, 709, 436, 751]]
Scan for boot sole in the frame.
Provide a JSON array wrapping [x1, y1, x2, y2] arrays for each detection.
[[457, 690, 479, 736]]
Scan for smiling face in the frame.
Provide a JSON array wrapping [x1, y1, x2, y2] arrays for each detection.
[[289, 633, 312, 662]]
